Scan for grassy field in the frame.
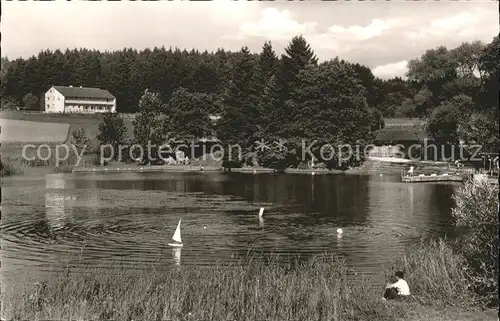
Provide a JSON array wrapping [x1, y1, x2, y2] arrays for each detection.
[[0, 111, 135, 145], [0, 119, 71, 143], [2, 240, 496, 321], [0, 112, 134, 176]]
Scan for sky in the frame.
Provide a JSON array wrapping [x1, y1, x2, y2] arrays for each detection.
[[2, 0, 498, 79]]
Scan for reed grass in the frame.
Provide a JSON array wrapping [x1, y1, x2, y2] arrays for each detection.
[[3, 241, 487, 321]]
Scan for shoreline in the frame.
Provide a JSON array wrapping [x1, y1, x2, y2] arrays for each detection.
[[3, 157, 496, 180], [70, 164, 346, 175]]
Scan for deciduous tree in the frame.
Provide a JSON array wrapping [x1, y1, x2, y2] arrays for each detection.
[[133, 89, 167, 163], [97, 113, 129, 162]]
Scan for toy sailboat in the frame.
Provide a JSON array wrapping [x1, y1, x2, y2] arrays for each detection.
[[168, 219, 183, 247]]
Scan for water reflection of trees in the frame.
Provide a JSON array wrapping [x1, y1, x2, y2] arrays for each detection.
[[366, 179, 456, 235], [200, 174, 373, 257], [45, 174, 101, 233], [331, 176, 459, 272], [212, 174, 457, 267], [39, 172, 460, 270], [45, 173, 69, 231]]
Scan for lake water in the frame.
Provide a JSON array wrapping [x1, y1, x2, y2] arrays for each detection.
[[1, 171, 460, 287]]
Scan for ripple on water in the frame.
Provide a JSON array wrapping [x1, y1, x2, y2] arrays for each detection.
[[1, 172, 457, 283]]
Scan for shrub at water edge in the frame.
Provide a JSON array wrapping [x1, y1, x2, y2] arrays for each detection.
[[451, 176, 499, 307]]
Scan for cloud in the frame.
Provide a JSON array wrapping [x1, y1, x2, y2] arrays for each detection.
[[233, 8, 317, 41], [2, 1, 498, 79], [232, 9, 401, 56], [405, 10, 492, 42], [372, 61, 409, 79], [227, 4, 496, 76], [431, 12, 478, 31], [2, 1, 261, 58], [327, 18, 399, 42]]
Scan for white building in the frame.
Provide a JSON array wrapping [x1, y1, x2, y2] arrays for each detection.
[[44, 85, 116, 113]]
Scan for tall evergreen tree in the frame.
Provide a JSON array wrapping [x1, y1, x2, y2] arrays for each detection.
[[257, 75, 281, 139], [187, 60, 221, 94], [279, 35, 318, 95], [256, 41, 279, 85], [249, 41, 279, 138], [351, 63, 382, 108], [276, 35, 319, 135], [133, 89, 167, 163], [167, 87, 213, 139], [217, 46, 257, 164]]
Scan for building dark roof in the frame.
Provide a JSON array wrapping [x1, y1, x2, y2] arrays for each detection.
[[52, 86, 115, 100], [374, 126, 428, 142], [374, 117, 429, 143]]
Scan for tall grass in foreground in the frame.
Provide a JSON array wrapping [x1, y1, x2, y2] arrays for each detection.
[[3, 241, 483, 321]]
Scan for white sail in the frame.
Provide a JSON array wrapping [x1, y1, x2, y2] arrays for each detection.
[[172, 219, 182, 243], [258, 207, 264, 217]]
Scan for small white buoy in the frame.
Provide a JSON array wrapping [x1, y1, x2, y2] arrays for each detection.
[[253, 169, 257, 174], [312, 171, 315, 176], [380, 173, 383, 177], [337, 228, 343, 235], [203, 225, 207, 229], [258, 207, 264, 217]]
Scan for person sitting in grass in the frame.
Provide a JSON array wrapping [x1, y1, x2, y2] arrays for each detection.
[[383, 271, 410, 301]]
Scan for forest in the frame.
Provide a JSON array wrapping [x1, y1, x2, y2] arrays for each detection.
[[1, 35, 499, 167]]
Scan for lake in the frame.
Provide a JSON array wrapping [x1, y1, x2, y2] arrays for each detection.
[[1, 171, 460, 287]]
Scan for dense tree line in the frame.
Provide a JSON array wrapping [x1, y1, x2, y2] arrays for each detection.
[[2, 34, 499, 167], [84, 37, 384, 168], [1, 37, 412, 117], [412, 37, 499, 153]]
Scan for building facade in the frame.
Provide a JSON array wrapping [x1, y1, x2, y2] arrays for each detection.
[[44, 86, 116, 113], [371, 118, 428, 159]]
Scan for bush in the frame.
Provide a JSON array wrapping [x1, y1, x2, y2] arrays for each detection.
[[451, 176, 499, 306], [0, 157, 24, 176], [71, 127, 92, 155], [97, 113, 130, 163], [222, 159, 242, 170], [258, 147, 288, 171]]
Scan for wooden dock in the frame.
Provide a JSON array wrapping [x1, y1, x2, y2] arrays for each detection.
[[401, 173, 465, 183]]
